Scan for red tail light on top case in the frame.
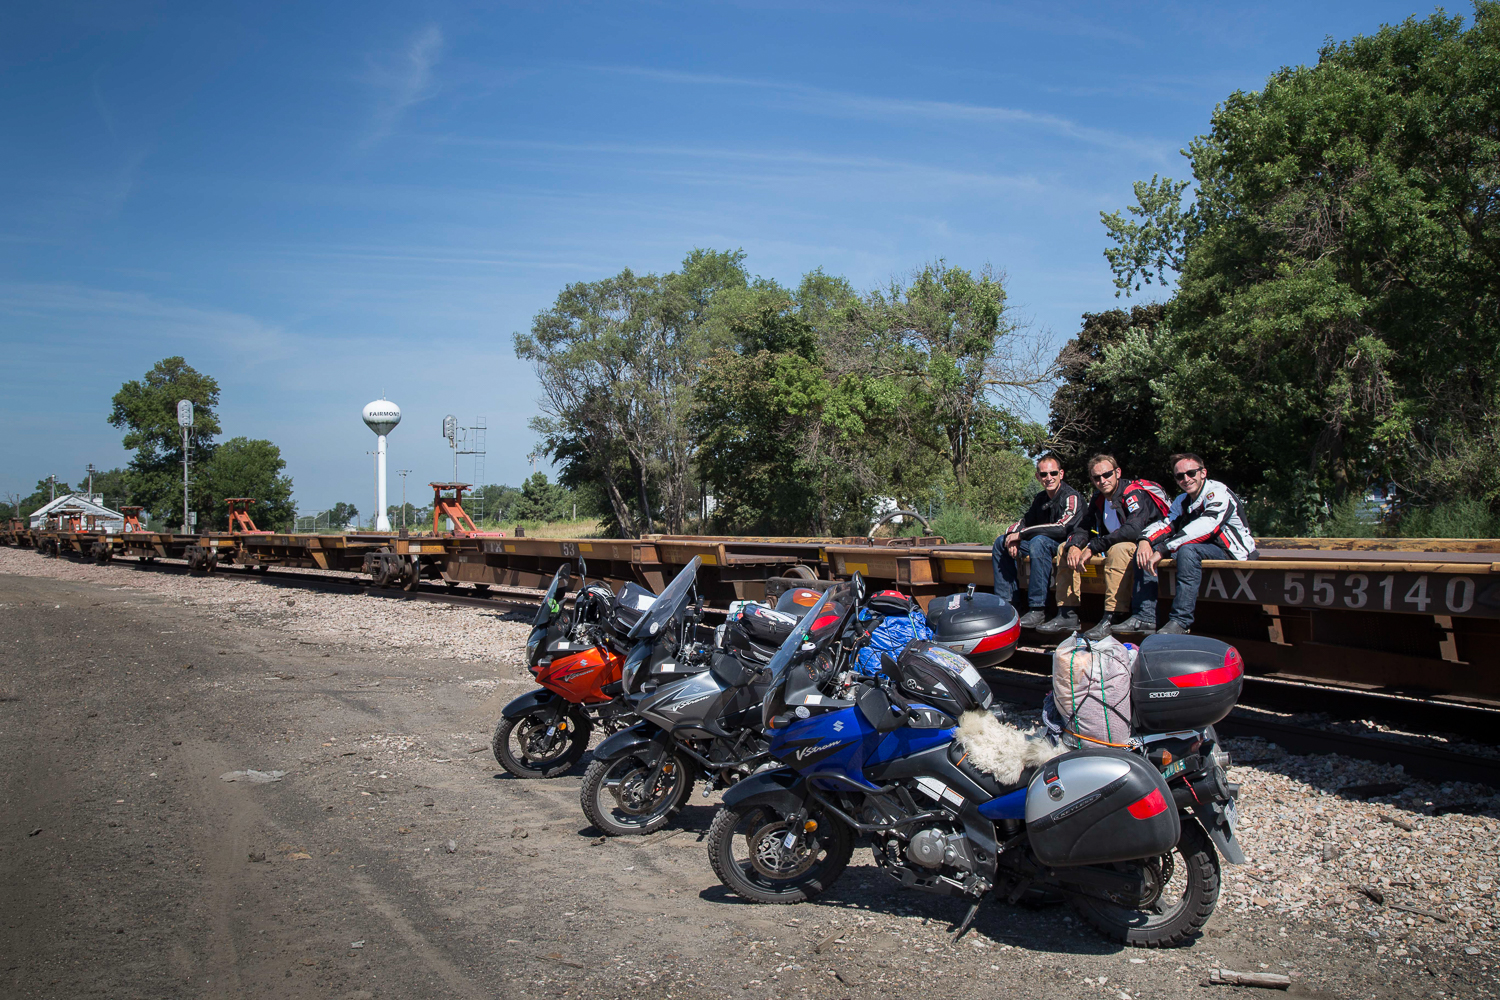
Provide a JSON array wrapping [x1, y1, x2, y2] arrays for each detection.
[[1169, 647, 1244, 688]]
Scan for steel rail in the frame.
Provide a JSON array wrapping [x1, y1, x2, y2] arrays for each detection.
[[27, 546, 1500, 786]]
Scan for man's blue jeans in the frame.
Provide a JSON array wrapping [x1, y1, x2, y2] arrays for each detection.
[[1143, 541, 1230, 626], [992, 534, 1059, 609]]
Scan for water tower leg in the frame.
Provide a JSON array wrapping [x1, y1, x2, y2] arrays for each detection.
[[375, 435, 391, 531]]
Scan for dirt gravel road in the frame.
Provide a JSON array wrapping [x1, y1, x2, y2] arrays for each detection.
[[0, 566, 1491, 998]]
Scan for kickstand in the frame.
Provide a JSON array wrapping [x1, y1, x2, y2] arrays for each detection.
[[950, 901, 980, 942]]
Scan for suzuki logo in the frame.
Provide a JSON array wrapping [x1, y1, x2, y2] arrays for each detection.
[[832, 720, 844, 732]]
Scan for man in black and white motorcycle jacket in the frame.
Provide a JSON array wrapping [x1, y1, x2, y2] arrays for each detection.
[[1136, 453, 1258, 634]]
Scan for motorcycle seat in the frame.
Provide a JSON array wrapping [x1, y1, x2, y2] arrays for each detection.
[[708, 651, 759, 689], [947, 740, 1031, 799]]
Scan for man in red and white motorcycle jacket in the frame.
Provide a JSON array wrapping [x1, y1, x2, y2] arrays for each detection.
[[1037, 453, 1171, 639], [1136, 453, 1258, 634]]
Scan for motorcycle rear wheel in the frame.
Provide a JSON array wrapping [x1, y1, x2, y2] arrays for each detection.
[[1068, 819, 1220, 947], [708, 803, 853, 904], [581, 752, 693, 836], [493, 709, 592, 779]]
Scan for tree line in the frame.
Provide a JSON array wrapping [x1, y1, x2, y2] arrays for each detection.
[[518, 5, 1500, 540], [1063, 4, 1500, 537], [516, 252, 1051, 538], [1, 358, 299, 531]]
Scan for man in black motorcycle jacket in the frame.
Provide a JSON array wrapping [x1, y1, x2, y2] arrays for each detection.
[[1136, 452, 1258, 634], [1038, 453, 1171, 639], [991, 454, 1082, 628]]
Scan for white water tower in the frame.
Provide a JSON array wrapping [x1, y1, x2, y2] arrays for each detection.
[[362, 399, 402, 531]]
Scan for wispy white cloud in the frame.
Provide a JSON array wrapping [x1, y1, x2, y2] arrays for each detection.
[[359, 24, 444, 149], [588, 65, 1172, 161], [0, 283, 289, 364]]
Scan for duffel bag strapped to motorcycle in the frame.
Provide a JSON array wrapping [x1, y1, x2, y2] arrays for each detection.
[[722, 604, 801, 664], [927, 588, 1020, 668], [1053, 634, 1133, 748], [1131, 634, 1244, 731], [1024, 749, 1180, 868]]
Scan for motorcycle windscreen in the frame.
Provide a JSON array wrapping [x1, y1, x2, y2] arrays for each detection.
[[627, 555, 702, 641], [760, 588, 835, 730], [533, 563, 574, 627]]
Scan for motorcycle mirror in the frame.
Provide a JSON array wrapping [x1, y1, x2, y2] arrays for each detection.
[[880, 652, 899, 676]]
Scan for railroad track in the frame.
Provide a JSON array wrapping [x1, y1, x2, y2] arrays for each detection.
[[984, 665, 1500, 789], [30, 547, 1500, 788]]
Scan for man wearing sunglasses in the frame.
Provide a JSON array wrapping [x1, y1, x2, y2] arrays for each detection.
[[992, 454, 1082, 628], [1137, 453, 1258, 634], [1038, 453, 1171, 639]]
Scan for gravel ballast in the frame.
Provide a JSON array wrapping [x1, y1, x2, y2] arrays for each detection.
[[2, 546, 1496, 996]]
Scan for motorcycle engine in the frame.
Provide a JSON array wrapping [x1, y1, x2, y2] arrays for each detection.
[[905, 827, 976, 872]]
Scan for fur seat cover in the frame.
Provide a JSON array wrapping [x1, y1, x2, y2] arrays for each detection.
[[953, 711, 1063, 786]]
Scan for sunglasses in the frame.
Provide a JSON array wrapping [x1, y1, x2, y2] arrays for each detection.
[[1174, 467, 1204, 481], [1090, 469, 1118, 482], [1037, 470, 1063, 479]]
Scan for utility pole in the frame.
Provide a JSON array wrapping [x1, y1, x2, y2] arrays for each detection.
[[177, 400, 193, 532], [397, 469, 411, 528]]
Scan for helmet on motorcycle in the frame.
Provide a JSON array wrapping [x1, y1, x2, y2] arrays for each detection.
[[775, 587, 824, 613], [867, 590, 914, 617]]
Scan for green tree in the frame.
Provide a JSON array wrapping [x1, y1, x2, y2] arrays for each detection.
[[197, 438, 295, 531], [511, 472, 573, 522], [108, 358, 222, 527], [1091, 5, 1500, 528], [1047, 304, 1175, 483], [872, 262, 1053, 492], [516, 249, 747, 535], [327, 502, 359, 530]]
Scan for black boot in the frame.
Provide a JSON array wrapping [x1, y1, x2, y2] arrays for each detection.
[[1113, 614, 1157, 634], [1082, 615, 1118, 641], [1035, 607, 1081, 634], [1017, 609, 1047, 629]]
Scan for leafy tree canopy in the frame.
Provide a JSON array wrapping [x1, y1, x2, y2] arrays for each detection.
[[109, 357, 223, 526], [1079, 4, 1500, 531], [199, 438, 296, 531]]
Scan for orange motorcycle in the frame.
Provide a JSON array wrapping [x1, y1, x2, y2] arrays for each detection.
[[493, 562, 701, 778]]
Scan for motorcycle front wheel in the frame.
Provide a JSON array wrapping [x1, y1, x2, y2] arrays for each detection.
[[581, 751, 693, 836], [707, 801, 853, 904], [1068, 818, 1220, 947], [492, 708, 592, 779]]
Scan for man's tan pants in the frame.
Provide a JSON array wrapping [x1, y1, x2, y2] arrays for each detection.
[[1055, 541, 1136, 613]]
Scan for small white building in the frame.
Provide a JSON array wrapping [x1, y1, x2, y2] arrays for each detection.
[[28, 493, 126, 532]]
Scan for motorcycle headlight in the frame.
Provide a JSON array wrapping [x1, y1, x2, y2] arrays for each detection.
[[623, 642, 650, 691]]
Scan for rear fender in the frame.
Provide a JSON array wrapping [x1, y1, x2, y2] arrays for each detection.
[[501, 689, 563, 721], [1191, 805, 1247, 865], [720, 767, 806, 817], [593, 722, 667, 764]]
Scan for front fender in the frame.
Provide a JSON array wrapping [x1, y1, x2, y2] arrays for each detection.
[[593, 722, 667, 764], [502, 688, 563, 720], [720, 767, 806, 817]]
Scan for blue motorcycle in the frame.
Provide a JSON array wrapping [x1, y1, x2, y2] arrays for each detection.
[[706, 580, 1244, 947]]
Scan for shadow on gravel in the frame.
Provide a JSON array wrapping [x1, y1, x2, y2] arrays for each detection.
[[696, 860, 1137, 956]]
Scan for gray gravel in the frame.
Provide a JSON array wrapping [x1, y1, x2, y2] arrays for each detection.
[[4, 546, 1498, 996]]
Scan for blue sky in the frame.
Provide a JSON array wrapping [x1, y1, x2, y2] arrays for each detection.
[[0, 1, 1443, 516]]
